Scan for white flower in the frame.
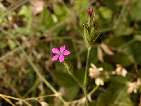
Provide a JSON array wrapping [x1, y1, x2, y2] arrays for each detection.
[[89, 63, 103, 79], [89, 63, 105, 86], [127, 79, 141, 94], [95, 78, 104, 86], [112, 64, 127, 77]]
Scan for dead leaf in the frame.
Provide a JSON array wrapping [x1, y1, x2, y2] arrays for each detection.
[[40, 101, 49, 106], [101, 43, 114, 55], [30, 0, 44, 15], [97, 46, 104, 62]]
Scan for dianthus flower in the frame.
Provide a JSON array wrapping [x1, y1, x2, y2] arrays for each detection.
[[51, 45, 70, 62]]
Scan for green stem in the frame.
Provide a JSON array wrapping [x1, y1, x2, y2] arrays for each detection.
[[89, 86, 99, 96], [83, 47, 91, 105], [24, 54, 66, 104], [83, 47, 91, 87], [8, 33, 67, 105]]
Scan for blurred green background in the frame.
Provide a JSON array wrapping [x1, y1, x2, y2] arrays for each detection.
[[0, 0, 141, 106]]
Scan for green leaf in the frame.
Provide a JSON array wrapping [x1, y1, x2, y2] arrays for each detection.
[[89, 101, 96, 106], [0, 4, 6, 24], [52, 71, 79, 100], [63, 86, 79, 100], [74, 0, 89, 25], [96, 77, 134, 106], [99, 7, 112, 20], [130, 0, 141, 21], [90, 47, 98, 63], [53, 71, 77, 87], [53, 4, 67, 20], [106, 36, 129, 48], [17, 5, 32, 34], [129, 41, 141, 64], [102, 0, 118, 11], [114, 24, 133, 36], [110, 52, 133, 66], [8, 39, 16, 49], [41, 9, 54, 29], [74, 0, 89, 13], [114, 18, 133, 36]]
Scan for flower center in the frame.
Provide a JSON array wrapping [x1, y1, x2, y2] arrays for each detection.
[[59, 51, 64, 55]]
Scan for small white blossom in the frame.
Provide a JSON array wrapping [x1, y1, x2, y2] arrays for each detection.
[[89, 63, 105, 86], [95, 78, 104, 86], [112, 64, 127, 77], [127, 79, 141, 94], [89, 64, 103, 79]]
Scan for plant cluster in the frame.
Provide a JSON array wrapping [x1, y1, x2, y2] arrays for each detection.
[[0, 0, 141, 106]]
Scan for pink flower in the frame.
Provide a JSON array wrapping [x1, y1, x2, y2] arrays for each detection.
[[51, 45, 70, 62]]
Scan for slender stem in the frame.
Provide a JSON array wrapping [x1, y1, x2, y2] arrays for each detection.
[[25, 95, 55, 101], [0, 94, 21, 101], [24, 79, 40, 97], [83, 47, 91, 87], [0, 96, 16, 106], [83, 47, 91, 105], [0, 27, 67, 105], [0, 46, 22, 61], [66, 86, 99, 105], [23, 54, 66, 104], [89, 86, 99, 96], [0, 94, 32, 106]]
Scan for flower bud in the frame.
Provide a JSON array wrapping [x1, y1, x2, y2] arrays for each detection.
[[87, 7, 94, 17]]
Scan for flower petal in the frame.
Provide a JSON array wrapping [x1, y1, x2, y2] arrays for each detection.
[[52, 55, 59, 61], [52, 48, 59, 54], [59, 55, 64, 62], [63, 50, 70, 56], [60, 45, 65, 53]]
